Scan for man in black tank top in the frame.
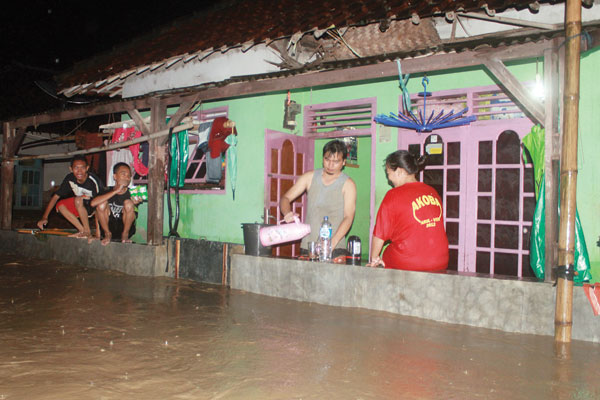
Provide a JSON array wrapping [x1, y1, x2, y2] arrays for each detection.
[[91, 163, 142, 245], [280, 140, 357, 260]]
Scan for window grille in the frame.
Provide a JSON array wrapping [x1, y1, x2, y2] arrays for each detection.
[[303, 97, 376, 138], [408, 86, 526, 122]]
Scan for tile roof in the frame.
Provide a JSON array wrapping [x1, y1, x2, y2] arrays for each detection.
[[57, 0, 561, 95]]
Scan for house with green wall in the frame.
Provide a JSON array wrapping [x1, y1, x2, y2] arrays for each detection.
[[3, 0, 600, 284]]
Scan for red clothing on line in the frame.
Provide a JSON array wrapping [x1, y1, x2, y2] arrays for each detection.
[[373, 182, 449, 271], [112, 127, 148, 177], [208, 117, 236, 158]]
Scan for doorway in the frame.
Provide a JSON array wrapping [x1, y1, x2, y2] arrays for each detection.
[[398, 85, 536, 277], [264, 129, 313, 257]]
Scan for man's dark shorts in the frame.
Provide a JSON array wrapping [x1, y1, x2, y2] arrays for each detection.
[[106, 216, 136, 240]]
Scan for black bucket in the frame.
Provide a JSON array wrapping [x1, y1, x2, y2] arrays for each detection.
[[241, 223, 271, 256]]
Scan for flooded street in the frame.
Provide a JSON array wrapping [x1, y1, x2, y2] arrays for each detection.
[[1, 253, 599, 399]]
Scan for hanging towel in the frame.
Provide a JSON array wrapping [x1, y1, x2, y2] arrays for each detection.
[[111, 127, 149, 177]]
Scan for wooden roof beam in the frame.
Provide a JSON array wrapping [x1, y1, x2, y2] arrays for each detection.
[[457, 12, 561, 30], [7, 40, 553, 130], [483, 57, 545, 126]]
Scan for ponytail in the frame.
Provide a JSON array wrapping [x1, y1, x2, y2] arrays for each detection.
[[385, 150, 429, 175], [415, 154, 429, 173]]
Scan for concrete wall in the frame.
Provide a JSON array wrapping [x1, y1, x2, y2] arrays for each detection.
[[0, 231, 170, 277], [230, 254, 600, 343], [0, 231, 239, 285]]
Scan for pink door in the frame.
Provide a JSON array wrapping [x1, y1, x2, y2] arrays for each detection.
[[264, 130, 313, 257], [397, 85, 536, 277]]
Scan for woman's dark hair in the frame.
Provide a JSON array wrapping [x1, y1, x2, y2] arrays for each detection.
[[384, 150, 429, 175]]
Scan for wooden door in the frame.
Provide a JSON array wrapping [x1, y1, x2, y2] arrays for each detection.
[[400, 120, 534, 276], [397, 84, 536, 277], [264, 130, 313, 257]]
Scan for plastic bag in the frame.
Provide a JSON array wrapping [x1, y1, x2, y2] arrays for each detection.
[[169, 129, 189, 188], [529, 178, 592, 283]]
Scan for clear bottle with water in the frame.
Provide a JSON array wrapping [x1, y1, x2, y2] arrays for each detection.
[[318, 216, 332, 262]]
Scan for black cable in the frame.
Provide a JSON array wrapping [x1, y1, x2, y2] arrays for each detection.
[[166, 127, 174, 238], [172, 131, 181, 236], [167, 127, 181, 238], [165, 127, 174, 273]]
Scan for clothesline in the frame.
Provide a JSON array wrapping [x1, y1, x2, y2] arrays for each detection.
[[11, 122, 194, 161]]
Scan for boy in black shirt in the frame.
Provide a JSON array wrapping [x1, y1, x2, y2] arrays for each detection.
[[37, 155, 104, 238], [91, 162, 141, 245]]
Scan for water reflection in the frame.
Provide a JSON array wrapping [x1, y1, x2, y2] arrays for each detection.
[[1, 254, 599, 399]]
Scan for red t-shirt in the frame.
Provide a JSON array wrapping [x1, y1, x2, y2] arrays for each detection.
[[373, 182, 449, 271]]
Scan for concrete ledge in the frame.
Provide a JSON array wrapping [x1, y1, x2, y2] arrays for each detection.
[[0, 230, 170, 277], [230, 254, 600, 343]]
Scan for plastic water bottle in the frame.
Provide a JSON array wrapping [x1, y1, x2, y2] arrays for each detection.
[[318, 216, 332, 262]]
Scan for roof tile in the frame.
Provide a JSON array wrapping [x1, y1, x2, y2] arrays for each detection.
[[57, 0, 561, 91]]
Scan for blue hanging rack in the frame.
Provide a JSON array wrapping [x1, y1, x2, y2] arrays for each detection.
[[374, 76, 476, 132]]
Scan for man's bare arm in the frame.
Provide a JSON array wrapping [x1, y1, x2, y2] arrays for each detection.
[[37, 194, 60, 229], [279, 171, 313, 223]]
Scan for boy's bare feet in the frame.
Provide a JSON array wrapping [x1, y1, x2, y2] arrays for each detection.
[[121, 231, 131, 244], [69, 231, 90, 239], [101, 233, 112, 246]]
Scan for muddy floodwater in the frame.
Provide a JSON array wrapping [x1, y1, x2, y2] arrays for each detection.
[[1, 254, 599, 399]]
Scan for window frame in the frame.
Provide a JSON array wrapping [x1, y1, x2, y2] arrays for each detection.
[[131, 106, 229, 194]]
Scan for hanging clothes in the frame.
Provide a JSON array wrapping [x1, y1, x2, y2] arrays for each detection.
[[111, 127, 149, 177], [206, 153, 223, 184], [195, 121, 213, 147], [140, 141, 149, 169], [208, 117, 236, 158]]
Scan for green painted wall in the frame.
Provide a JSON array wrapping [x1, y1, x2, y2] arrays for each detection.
[[577, 47, 600, 283], [129, 57, 600, 282]]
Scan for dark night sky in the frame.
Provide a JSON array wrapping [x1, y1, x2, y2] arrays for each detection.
[[0, 0, 211, 120]]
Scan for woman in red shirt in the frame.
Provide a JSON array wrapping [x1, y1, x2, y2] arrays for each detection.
[[368, 150, 449, 271]]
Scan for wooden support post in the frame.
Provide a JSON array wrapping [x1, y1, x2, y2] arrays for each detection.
[[555, 0, 582, 344], [1, 122, 15, 230], [544, 42, 560, 282], [147, 98, 167, 245]]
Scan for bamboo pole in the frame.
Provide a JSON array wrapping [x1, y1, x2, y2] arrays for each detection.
[[10, 122, 193, 161], [555, 0, 582, 344]]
